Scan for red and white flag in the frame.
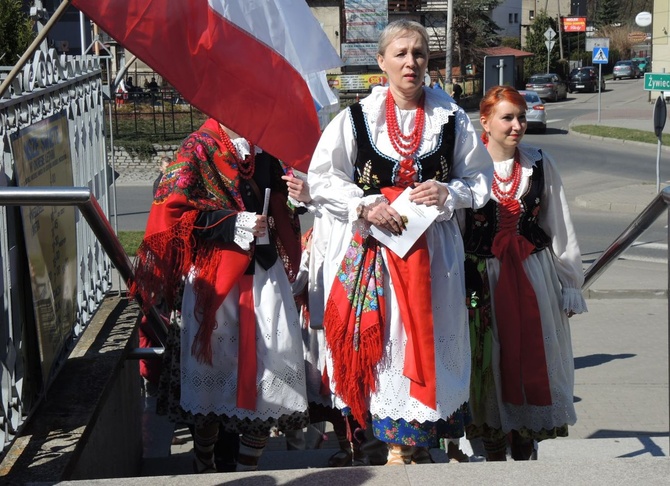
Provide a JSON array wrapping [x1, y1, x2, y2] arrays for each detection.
[[71, 0, 342, 171]]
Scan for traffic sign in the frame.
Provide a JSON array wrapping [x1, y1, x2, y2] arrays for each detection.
[[653, 95, 666, 138], [593, 47, 608, 64], [544, 27, 556, 40], [586, 37, 610, 51], [545, 40, 555, 52], [645, 73, 670, 91]]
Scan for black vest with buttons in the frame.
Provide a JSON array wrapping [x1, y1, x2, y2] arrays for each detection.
[[462, 156, 551, 258], [240, 151, 281, 273], [348, 102, 455, 194]]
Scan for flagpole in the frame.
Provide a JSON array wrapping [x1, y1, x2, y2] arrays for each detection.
[[0, 0, 72, 99]]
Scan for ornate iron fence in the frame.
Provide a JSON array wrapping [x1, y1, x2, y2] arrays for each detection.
[[0, 48, 111, 455]]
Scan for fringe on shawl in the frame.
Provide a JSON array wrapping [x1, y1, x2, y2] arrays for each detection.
[[130, 209, 236, 366], [323, 236, 384, 427], [130, 210, 199, 311], [189, 247, 225, 365]]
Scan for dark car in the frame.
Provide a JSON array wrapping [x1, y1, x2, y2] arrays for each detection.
[[612, 60, 642, 80], [525, 73, 568, 102], [569, 66, 606, 93]]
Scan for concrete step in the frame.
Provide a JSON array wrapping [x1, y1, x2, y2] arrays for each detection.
[[139, 423, 669, 474], [136, 435, 670, 485]]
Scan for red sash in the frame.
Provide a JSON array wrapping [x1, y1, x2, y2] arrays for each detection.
[[381, 187, 436, 410], [491, 200, 551, 406]]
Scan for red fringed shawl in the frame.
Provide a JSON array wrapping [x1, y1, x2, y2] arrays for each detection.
[[324, 188, 438, 426], [129, 118, 301, 365]]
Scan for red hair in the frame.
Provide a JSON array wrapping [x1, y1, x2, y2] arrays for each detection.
[[479, 86, 527, 144]]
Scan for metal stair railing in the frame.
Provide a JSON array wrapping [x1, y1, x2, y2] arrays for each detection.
[[0, 186, 168, 347], [581, 185, 670, 443], [582, 187, 670, 291]]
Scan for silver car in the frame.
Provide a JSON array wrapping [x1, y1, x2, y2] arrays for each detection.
[[525, 73, 568, 102], [519, 90, 547, 133], [612, 60, 642, 80]]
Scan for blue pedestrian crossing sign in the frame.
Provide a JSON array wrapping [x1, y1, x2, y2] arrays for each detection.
[[593, 47, 609, 64]]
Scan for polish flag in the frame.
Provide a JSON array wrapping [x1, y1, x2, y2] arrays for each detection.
[[70, 0, 342, 171]]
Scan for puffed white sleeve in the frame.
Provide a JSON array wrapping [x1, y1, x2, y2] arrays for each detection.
[[442, 110, 493, 215], [538, 151, 588, 315], [307, 109, 376, 223]]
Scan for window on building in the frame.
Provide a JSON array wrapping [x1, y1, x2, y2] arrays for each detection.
[[509, 13, 513, 23], [530, 10, 535, 20], [514, 13, 519, 23]]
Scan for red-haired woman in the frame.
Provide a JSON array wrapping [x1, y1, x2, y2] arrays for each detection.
[[463, 85, 587, 460]]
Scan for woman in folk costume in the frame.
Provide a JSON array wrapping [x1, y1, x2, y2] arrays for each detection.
[[307, 19, 492, 465], [463, 86, 587, 461], [130, 118, 308, 473]]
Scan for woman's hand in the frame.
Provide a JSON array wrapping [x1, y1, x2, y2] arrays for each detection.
[[253, 215, 268, 238], [282, 175, 311, 203], [409, 180, 449, 207], [365, 202, 406, 235]]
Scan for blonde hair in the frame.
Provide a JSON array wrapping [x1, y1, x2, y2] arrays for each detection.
[[377, 19, 429, 56]]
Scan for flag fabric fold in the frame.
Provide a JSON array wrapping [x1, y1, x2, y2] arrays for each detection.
[[71, 0, 342, 171]]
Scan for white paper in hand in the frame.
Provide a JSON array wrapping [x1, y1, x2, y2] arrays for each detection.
[[369, 187, 440, 258], [257, 188, 271, 245]]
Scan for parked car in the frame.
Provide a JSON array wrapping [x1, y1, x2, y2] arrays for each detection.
[[519, 90, 547, 133], [525, 73, 568, 102], [632, 57, 651, 73], [568, 66, 606, 93], [612, 60, 642, 80]]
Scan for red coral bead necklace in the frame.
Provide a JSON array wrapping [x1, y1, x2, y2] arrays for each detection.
[[385, 90, 425, 157], [218, 124, 256, 179], [386, 90, 425, 187], [491, 148, 522, 202]]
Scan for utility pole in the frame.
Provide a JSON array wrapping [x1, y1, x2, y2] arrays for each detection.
[[445, 0, 453, 86], [557, 1, 564, 61]]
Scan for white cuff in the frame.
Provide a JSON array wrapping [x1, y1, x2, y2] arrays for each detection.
[[234, 211, 257, 250], [562, 287, 588, 315]]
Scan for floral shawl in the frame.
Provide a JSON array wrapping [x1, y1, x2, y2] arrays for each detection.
[[130, 118, 301, 364]]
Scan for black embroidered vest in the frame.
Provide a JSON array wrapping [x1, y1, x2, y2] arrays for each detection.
[[349, 102, 455, 195], [463, 156, 551, 257]]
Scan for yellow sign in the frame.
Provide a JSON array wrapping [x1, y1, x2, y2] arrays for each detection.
[[327, 73, 388, 91], [11, 112, 77, 383]]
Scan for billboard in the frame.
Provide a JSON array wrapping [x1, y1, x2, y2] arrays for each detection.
[[563, 17, 587, 33], [342, 42, 378, 66], [344, 0, 387, 42]]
